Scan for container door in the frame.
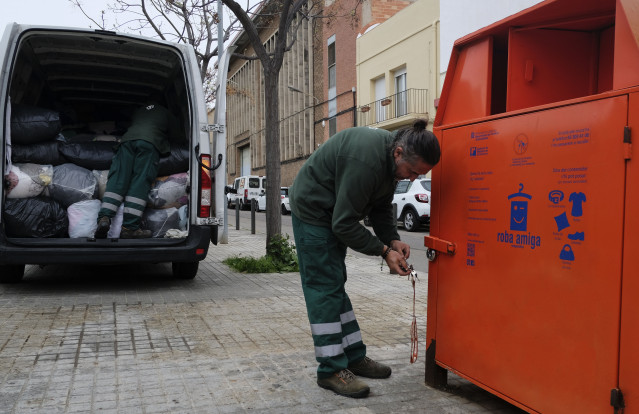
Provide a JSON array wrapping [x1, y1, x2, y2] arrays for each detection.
[[434, 96, 627, 414], [620, 92, 639, 413]]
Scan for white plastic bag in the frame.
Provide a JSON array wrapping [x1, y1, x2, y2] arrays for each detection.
[[107, 204, 125, 238], [6, 163, 53, 198], [67, 199, 100, 238]]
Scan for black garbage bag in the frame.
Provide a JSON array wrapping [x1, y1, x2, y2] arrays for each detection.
[[59, 141, 116, 170], [11, 141, 66, 165], [158, 142, 189, 176], [142, 207, 180, 238], [46, 163, 98, 208], [3, 196, 68, 238], [11, 105, 62, 144]]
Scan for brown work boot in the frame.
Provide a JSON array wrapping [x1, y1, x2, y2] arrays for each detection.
[[317, 369, 370, 398], [348, 356, 392, 379], [94, 217, 111, 239], [120, 227, 152, 239]]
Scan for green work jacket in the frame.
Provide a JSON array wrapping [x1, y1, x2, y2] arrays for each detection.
[[289, 126, 400, 256], [121, 103, 178, 155]]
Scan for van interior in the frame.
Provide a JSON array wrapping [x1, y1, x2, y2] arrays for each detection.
[[2, 29, 195, 239]]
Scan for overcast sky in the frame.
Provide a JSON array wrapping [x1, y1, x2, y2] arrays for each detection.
[[1, 0, 109, 32]]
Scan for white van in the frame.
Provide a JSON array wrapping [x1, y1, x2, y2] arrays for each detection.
[[227, 175, 265, 210], [0, 24, 226, 281]]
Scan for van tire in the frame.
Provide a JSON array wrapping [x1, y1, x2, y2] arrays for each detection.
[[0, 264, 25, 283], [172, 261, 199, 279]]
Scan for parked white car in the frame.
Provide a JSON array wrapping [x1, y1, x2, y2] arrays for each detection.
[[393, 178, 431, 231], [280, 187, 290, 215], [254, 187, 289, 213]]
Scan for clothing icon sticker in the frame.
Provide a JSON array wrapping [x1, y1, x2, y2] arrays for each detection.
[[569, 192, 586, 217], [560, 244, 575, 261], [568, 231, 585, 241], [548, 190, 564, 204], [554, 212, 570, 232], [508, 183, 532, 232]]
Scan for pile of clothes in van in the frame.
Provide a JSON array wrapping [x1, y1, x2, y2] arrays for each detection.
[[3, 104, 190, 238]]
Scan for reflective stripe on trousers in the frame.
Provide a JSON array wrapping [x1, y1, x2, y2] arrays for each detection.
[[292, 212, 366, 378]]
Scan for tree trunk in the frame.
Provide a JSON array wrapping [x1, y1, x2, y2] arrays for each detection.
[[263, 66, 282, 248]]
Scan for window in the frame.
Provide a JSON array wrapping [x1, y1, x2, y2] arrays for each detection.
[[395, 180, 410, 194], [328, 36, 337, 136], [328, 41, 336, 91], [395, 68, 407, 117], [329, 117, 337, 136], [375, 77, 386, 122]]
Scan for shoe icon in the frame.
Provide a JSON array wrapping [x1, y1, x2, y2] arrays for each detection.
[[568, 232, 584, 241]]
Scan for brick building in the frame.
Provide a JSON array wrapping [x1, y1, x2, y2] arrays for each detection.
[[225, 0, 417, 188]]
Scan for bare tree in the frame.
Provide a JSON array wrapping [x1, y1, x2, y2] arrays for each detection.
[[222, 0, 318, 245], [69, 0, 251, 105]]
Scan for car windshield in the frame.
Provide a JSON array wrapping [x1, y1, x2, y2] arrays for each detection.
[[281, 188, 289, 196], [420, 180, 431, 191]]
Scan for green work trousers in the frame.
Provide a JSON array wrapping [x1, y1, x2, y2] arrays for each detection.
[[98, 140, 160, 229], [292, 212, 367, 379]]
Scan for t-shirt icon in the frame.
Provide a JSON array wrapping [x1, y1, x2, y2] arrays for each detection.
[[569, 192, 586, 217]]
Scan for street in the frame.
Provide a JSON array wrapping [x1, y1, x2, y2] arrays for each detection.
[[226, 207, 430, 275]]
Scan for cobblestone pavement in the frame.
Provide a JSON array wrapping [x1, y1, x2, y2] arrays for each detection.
[[0, 229, 525, 413]]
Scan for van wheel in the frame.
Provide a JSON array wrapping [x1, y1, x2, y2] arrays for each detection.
[[172, 261, 199, 279], [0, 264, 25, 283], [403, 208, 419, 232], [281, 204, 288, 215]]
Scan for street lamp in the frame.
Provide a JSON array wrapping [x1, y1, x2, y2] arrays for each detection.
[[288, 85, 320, 105]]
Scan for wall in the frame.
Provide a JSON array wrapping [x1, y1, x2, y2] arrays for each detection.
[[225, 12, 314, 187], [316, 0, 361, 142], [356, 0, 440, 129]]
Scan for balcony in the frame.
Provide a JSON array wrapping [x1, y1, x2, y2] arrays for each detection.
[[357, 88, 429, 128]]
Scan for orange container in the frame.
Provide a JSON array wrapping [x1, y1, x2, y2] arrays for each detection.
[[426, 1, 639, 413]]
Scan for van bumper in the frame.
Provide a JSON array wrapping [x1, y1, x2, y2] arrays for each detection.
[[0, 226, 213, 265]]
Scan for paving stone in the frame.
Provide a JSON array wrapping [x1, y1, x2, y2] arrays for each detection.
[[0, 229, 525, 414]]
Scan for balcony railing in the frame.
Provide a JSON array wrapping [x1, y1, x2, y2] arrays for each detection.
[[357, 88, 429, 127]]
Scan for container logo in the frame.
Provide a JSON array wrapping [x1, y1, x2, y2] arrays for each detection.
[[514, 134, 528, 155], [497, 183, 541, 250], [508, 183, 532, 231]]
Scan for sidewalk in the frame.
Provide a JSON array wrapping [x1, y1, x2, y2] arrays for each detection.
[[0, 229, 525, 413]]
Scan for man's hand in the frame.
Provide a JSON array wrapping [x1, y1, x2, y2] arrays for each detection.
[[384, 240, 411, 276], [385, 249, 411, 275], [390, 240, 410, 259]]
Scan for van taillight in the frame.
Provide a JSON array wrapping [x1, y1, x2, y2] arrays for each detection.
[[244, 189, 248, 201], [199, 155, 212, 217]]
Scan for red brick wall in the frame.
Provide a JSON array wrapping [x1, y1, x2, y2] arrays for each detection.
[[316, 0, 361, 141], [360, 0, 413, 35]]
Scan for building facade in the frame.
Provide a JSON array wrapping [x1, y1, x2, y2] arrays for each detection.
[[225, 0, 415, 187], [356, 0, 440, 131], [225, 5, 315, 187]]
